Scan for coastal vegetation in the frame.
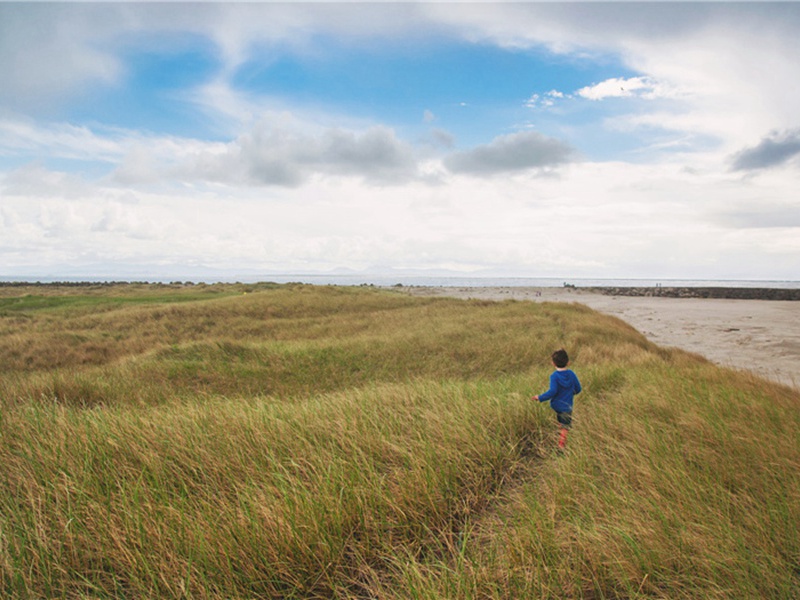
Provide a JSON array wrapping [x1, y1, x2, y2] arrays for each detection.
[[0, 283, 798, 598]]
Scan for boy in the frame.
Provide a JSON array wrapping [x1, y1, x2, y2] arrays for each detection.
[[533, 349, 582, 449]]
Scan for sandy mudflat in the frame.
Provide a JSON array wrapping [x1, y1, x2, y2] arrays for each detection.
[[397, 286, 800, 390]]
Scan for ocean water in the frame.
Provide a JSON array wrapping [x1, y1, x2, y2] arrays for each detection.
[[3, 274, 798, 289], [254, 275, 800, 289]]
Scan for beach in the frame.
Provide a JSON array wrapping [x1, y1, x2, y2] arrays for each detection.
[[398, 286, 800, 390]]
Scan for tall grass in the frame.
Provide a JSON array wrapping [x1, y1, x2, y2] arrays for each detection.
[[0, 284, 798, 598], [1, 378, 543, 598], [385, 360, 800, 599]]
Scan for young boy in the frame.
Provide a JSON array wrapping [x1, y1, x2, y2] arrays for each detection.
[[533, 349, 582, 449]]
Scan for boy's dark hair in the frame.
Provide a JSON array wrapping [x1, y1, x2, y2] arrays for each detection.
[[551, 349, 569, 368]]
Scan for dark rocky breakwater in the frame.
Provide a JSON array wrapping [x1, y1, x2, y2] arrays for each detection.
[[584, 287, 800, 301]]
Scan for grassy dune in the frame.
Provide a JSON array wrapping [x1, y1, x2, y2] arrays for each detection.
[[0, 283, 798, 598]]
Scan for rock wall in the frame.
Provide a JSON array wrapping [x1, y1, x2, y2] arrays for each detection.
[[585, 287, 800, 300]]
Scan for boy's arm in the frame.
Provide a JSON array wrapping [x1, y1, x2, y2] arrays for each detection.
[[574, 373, 582, 395], [535, 372, 559, 402]]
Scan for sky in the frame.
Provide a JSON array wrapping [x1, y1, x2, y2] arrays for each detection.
[[1, 2, 799, 282]]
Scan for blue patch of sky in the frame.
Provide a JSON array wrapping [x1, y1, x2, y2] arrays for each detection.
[[231, 36, 640, 149], [559, 93, 720, 163], [528, 97, 653, 162], [27, 30, 662, 164], [66, 33, 223, 139]]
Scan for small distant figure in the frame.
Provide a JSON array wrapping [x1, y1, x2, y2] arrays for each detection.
[[533, 349, 582, 450]]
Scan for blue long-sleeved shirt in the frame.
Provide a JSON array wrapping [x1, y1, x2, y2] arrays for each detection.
[[538, 369, 582, 413]]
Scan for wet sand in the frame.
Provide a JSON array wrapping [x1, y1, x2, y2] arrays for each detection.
[[398, 286, 800, 390]]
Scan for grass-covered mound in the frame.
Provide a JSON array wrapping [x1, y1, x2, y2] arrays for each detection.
[[0, 283, 797, 598]]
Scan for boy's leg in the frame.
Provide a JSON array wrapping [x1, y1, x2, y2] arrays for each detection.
[[558, 427, 568, 449], [556, 411, 572, 449]]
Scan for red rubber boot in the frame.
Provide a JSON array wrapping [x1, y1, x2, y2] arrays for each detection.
[[558, 428, 568, 449]]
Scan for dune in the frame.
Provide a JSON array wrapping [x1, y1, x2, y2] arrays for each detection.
[[397, 285, 800, 389]]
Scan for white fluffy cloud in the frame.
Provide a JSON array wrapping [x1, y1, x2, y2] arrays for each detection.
[[576, 76, 676, 101], [525, 90, 564, 109]]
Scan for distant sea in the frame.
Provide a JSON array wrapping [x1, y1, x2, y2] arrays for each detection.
[[2, 275, 799, 289], [229, 275, 800, 289]]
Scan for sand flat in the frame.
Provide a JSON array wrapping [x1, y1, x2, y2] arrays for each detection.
[[398, 286, 800, 389]]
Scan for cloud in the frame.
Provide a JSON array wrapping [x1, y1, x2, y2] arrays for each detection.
[[0, 4, 123, 110], [719, 208, 800, 229], [576, 76, 674, 101], [730, 129, 800, 171], [2, 3, 800, 281], [165, 124, 420, 187], [525, 90, 565, 109], [320, 127, 418, 181], [3, 157, 799, 280], [1, 163, 98, 199], [443, 131, 574, 176], [0, 113, 420, 190], [525, 77, 675, 111], [429, 128, 455, 150], [0, 118, 126, 163]]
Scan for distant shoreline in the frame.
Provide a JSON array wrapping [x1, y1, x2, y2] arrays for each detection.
[[2, 280, 800, 300], [2, 275, 800, 290], [581, 286, 800, 301]]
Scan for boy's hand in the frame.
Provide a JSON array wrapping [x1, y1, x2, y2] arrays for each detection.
[[533, 395, 539, 401]]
